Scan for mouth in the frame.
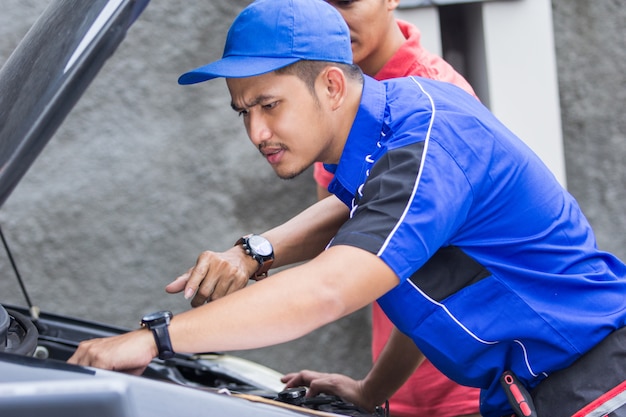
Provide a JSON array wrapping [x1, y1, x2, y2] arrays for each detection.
[[259, 145, 285, 165]]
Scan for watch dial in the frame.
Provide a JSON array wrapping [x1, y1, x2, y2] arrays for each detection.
[[249, 235, 272, 257], [143, 310, 172, 322]]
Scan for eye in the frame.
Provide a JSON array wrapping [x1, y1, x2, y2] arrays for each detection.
[[262, 101, 278, 110], [237, 109, 249, 117]]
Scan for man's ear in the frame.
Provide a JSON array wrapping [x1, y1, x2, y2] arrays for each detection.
[[319, 66, 347, 111]]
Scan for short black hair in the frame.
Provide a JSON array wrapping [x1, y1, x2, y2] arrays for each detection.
[[275, 60, 363, 94]]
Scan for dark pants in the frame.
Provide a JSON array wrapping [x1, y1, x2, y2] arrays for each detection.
[[531, 326, 626, 417]]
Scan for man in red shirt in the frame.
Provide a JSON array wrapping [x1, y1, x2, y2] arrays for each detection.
[[314, 0, 476, 200], [307, 1, 481, 416]]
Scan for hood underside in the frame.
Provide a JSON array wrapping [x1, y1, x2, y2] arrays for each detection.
[[0, 0, 149, 208]]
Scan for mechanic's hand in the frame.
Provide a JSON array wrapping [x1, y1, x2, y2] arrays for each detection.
[[67, 330, 156, 375], [165, 245, 256, 307], [281, 370, 376, 413]]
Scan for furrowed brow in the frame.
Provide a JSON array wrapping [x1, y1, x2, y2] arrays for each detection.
[[231, 94, 276, 112]]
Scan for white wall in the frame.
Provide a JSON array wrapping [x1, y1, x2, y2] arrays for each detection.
[[397, 0, 567, 187]]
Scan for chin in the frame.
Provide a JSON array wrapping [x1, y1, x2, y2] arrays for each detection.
[[276, 172, 300, 181], [274, 166, 307, 181]]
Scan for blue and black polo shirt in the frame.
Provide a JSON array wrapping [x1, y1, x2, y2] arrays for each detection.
[[325, 75, 626, 416]]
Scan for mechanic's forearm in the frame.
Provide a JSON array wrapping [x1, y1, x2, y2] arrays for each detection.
[[168, 246, 397, 354], [361, 327, 425, 407], [262, 195, 348, 268], [69, 246, 400, 372]]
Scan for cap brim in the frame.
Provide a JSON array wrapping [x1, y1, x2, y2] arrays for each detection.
[[178, 55, 301, 85]]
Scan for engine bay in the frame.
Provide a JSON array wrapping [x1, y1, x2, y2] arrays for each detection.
[[0, 304, 385, 417]]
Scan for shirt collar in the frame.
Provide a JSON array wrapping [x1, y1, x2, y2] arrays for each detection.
[[327, 76, 386, 206], [374, 20, 421, 81]]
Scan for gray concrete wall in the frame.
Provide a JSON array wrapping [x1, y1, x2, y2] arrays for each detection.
[[0, 0, 624, 379], [552, 0, 625, 258]]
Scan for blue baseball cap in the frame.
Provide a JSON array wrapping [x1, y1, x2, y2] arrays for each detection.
[[178, 0, 352, 85]]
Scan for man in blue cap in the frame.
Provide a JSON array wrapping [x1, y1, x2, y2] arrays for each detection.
[[69, 0, 626, 416]]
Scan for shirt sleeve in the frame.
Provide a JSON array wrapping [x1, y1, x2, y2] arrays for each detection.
[[330, 138, 474, 281]]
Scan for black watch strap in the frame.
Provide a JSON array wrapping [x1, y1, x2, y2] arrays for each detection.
[[151, 325, 174, 360], [142, 311, 175, 360]]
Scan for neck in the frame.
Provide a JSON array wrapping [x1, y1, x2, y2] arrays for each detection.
[[360, 20, 405, 76], [325, 79, 364, 164]]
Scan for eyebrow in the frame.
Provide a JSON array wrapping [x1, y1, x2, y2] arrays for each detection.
[[230, 94, 276, 112]]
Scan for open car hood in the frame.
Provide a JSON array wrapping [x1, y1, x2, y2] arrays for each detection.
[[0, 0, 149, 208]]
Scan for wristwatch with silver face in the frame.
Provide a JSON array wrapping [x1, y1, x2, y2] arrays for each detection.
[[235, 234, 274, 280], [141, 310, 174, 360]]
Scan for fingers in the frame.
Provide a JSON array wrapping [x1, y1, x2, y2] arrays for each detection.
[[209, 268, 249, 300], [190, 274, 216, 307], [184, 251, 213, 303], [168, 249, 253, 307], [281, 370, 326, 388], [281, 372, 305, 388], [187, 251, 235, 306], [280, 371, 365, 407], [67, 331, 156, 376], [165, 270, 192, 294], [307, 375, 344, 398]]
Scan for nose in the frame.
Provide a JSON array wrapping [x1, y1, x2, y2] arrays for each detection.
[[246, 111, 272, 146]]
